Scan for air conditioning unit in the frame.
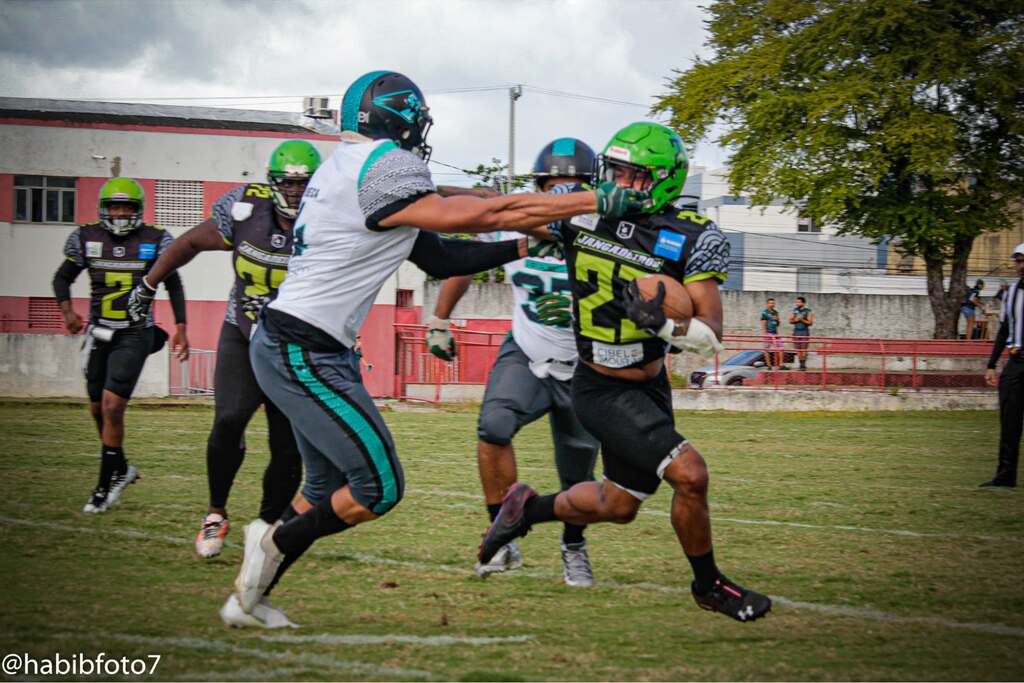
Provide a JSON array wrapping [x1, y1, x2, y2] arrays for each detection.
[[302, 96, 334, 120]]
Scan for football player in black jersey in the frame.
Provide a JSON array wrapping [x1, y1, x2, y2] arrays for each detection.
[[479, 122, 772, 623], [130, 140, 320, 566], [52, 177, 189, 514]]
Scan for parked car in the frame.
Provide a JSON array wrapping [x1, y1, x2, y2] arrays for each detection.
[[688, 350, 768, 388]]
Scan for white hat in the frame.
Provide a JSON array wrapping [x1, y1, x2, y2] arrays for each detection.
[[1014, 243, 1024, 257]]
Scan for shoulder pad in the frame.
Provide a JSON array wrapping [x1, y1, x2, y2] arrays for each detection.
[[231, 202, 254, 222]]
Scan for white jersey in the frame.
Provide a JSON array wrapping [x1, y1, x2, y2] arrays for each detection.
[[269, 137, 435, 347], [486, 230, 578, 376]]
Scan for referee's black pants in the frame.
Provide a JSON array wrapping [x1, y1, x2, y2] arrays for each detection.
[[995, 356, 1024, 486]]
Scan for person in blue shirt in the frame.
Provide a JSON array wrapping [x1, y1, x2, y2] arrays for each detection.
[[961, 279, 986, 339], [759, 297, 784, 370]]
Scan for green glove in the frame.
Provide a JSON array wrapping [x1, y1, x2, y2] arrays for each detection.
[[526, 236, 563, 260], [594, 182, 649, 219], [535, 292, 572, 327], [425, 315, 456, 360]]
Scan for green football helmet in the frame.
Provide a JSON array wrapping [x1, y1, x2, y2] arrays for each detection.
[[596, 122, 689, 214], [267, 140, 321, 219], [98, 177, 145, 236]]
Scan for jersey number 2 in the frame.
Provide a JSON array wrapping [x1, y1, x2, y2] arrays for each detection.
[[574, 251, 649, 343], [101, 271, 133, 320]]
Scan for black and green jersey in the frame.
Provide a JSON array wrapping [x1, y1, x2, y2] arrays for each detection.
[[211, 183, 292, 338], [62, 222, 173, 328], [552, 185, 729, 369]]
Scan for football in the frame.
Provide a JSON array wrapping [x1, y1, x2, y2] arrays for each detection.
[[635, 274, 693, 323]]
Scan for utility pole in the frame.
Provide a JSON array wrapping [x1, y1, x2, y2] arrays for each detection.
[[508, 85, 523, 193]]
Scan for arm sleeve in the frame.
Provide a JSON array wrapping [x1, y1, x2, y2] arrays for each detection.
[[357, 146, 436, 231], [210, 185, 247, 245], [988, 319, 1009, 369], [163, 271, 187, 324], [52, 259, 84, 302], [62, 229, 86, 267], [408, 231, 520, 279], [684, 222, 730, 284], [157, 228, 174, 256]]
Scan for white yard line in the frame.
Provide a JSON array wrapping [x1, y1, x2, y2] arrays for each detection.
[[6, 516, 1023, 639], [50, 632, 432, 680], [260, 633, 534, 646]]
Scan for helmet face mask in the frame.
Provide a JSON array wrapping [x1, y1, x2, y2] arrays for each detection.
[[267, 140, 322, 219], [98, 177, 145, 236], [532, 137, 596, 188], [597, 122, 689, 214], [342, 71, 433, 161]]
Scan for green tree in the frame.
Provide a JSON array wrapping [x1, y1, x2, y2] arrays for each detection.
[[654, 0, 1024, 338]]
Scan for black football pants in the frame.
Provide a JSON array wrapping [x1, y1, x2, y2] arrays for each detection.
[[995, 356, 1024, 486]]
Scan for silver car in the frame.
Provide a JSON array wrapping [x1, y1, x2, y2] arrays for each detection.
[[688, 350, 768, 388]]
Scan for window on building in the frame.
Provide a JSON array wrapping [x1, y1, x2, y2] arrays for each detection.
[[14, 176, 76, 223], [797, 216, 820, 233], [396, 289, 414, 308], [155, 180, 204, 230], [796, 267, 822, 293]]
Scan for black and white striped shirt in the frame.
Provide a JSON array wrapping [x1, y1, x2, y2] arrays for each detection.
[[989, 279, 1024, 368]]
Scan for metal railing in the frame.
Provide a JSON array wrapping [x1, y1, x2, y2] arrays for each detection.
[[169, 348, 216, 396]]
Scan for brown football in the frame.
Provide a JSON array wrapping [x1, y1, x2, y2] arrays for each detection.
[[635, 274, 693, 323]]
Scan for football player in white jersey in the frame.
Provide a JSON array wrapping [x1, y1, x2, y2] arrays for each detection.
[[427, 138, 600, 587], [227, 70, 649, 625]]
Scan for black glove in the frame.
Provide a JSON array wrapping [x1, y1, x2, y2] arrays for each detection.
[[127, 278, 157, 323], [623, 280, 666, 334], [241, 293, 272, 316]]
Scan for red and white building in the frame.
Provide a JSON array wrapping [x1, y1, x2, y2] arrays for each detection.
[[0, 97, 432, 397]]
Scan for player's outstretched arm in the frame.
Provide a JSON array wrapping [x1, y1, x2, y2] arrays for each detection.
[[145, 219, 228, 287]]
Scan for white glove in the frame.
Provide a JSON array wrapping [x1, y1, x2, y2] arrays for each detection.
[[425, 315, 456, 360], [657, 317, 724, 359]]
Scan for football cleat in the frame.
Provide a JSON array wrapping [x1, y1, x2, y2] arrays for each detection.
[[478, 483, 536, 565], [83, 488, 109, 514], [106, 464, 139, 507], [474, 540, 523, 578], [219, 592, 298, 629], [234, 519, 284, 613], [561, 541, 595, 588], [691, 575, 772, 622], [196, 513, 231, 558]]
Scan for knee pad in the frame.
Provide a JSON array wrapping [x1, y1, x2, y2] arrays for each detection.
[[477, 407, 518, 445]]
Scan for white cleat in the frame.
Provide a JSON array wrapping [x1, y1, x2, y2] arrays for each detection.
[[561, 541, 595, 588], [475, 540, 523, 578], [107, 464, 139, 507], [234, 519, 284, 613], [196, 513, 231, 558], [219, 593, 298, 629], [83, 488, 109, 514]]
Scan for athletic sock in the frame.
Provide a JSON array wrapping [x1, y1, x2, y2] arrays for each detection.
[[523, 493, 559, 527], [486, 503, 502, 522], [686, 549, 720, 594], [272, 497, 351, 556], [562, 523, 586, 545], [264, 505, 307, 596], [97, 445, 122, 488]]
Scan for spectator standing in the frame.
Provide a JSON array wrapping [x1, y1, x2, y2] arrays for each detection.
[[760, 298, 784, 370], [982, 245, 1024, 488], [962, 279, 986, 339], [790, 296, 814, 371]]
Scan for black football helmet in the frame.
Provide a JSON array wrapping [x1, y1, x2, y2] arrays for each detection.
[[532, 137, 595, 187], [341, 71, 433, 161]]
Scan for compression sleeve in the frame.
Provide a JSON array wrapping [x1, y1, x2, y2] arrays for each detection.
[[408, 231, 520, 278], [52, 259, 84, 302], [164, 271, 187, 324], [988, 319, 1009, 369]]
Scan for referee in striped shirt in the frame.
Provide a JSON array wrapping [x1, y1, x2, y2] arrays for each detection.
[[982, 242, 1024, 488]]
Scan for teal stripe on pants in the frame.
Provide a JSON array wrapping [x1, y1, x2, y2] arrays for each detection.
[[285, 343, 398, 513]]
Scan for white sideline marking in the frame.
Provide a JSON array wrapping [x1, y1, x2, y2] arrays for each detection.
[[261, 633, 534, 646], [52, 632, 432, 680], [7, 516, 1024, 639]]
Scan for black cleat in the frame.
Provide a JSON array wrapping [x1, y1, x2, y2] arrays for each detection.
[[692, 575, 772, 622], [979, 479, 1015, 488], [478, 483, 537, 564]]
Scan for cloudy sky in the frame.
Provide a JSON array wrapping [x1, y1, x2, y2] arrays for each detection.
[[0, 0, 726, 181]]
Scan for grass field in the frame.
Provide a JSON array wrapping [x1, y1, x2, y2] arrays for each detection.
[[1, 401, 1022, 681]]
